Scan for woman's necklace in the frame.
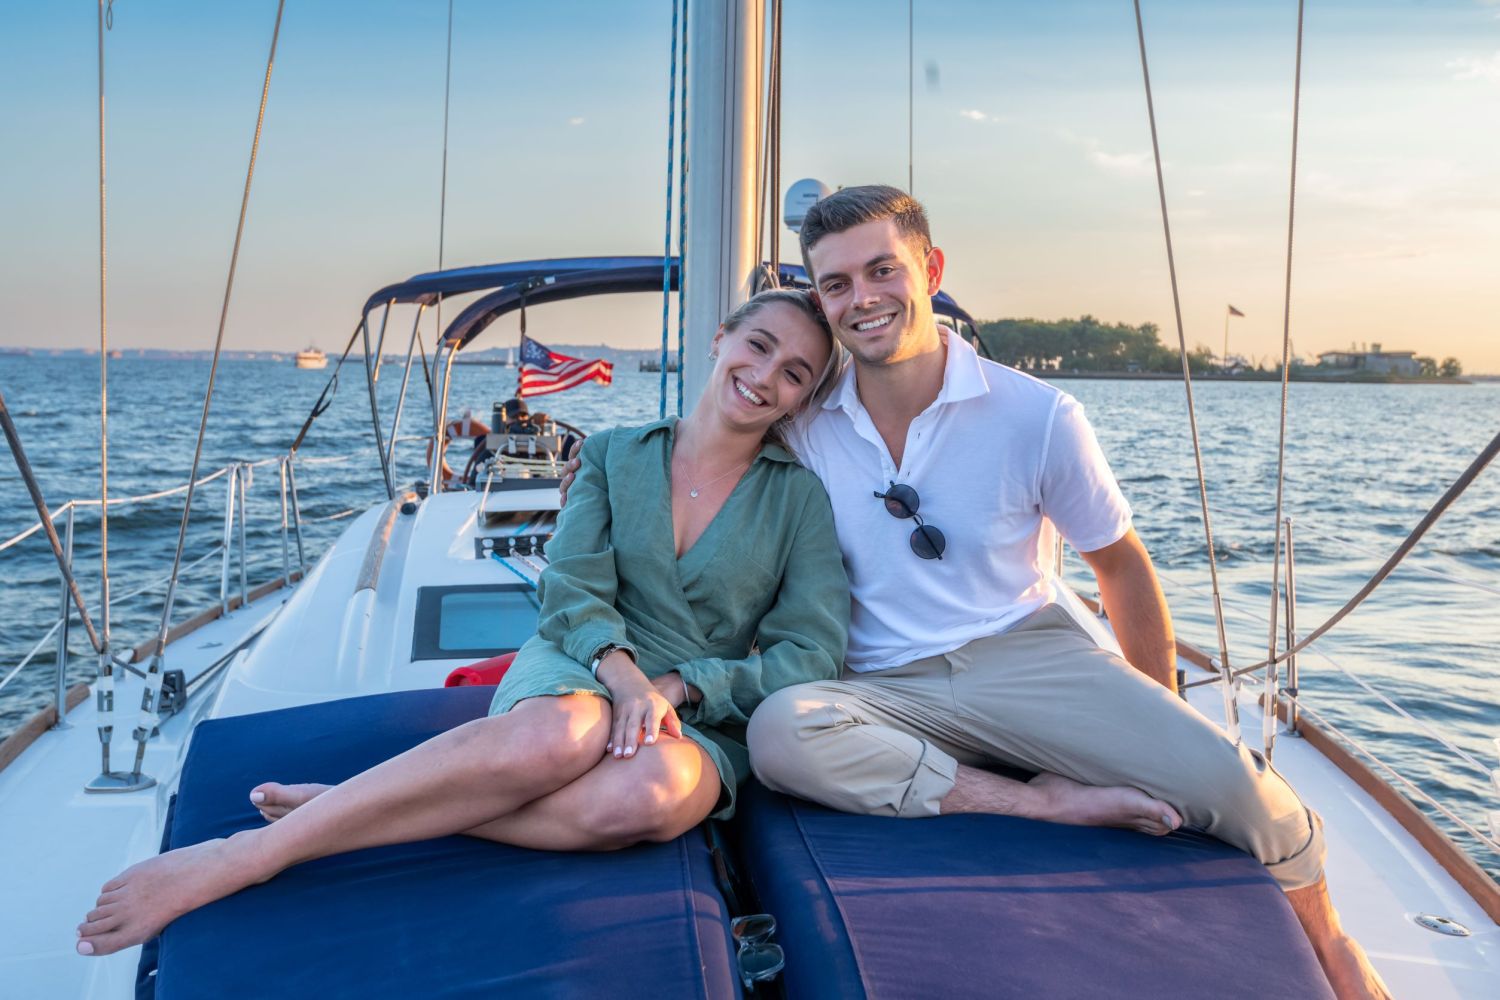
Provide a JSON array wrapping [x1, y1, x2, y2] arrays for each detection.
[[683, 457, 750, 499]]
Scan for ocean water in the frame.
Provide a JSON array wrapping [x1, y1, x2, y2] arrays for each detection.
[[1, 355, 1497, 877]]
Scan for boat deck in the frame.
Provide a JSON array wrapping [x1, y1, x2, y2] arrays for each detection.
[[1, 487, 1495, 996]]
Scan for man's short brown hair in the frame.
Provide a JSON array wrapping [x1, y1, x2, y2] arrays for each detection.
[[798, 185, 932, 279]]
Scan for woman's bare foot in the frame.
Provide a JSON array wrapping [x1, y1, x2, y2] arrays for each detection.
[[75, 835, 269, 957], [1025, 772, 1182, 835], [250, 782, 331, 822]]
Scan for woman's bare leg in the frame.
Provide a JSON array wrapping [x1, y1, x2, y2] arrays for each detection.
[[253, 735, 721, 852], [76, 695, 609, 957], [462, 735, 720, 850]]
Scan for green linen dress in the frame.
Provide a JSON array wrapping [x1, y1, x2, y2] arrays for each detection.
[[490, 417, 850, 818]]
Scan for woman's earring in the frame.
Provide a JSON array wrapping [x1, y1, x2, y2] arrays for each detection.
[[709, 350, 718, 361]]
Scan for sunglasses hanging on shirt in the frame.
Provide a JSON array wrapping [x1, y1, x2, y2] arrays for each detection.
[[873, 482, 947, 560]]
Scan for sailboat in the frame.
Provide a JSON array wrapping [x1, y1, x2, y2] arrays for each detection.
[[0, 2, 1496, 998]]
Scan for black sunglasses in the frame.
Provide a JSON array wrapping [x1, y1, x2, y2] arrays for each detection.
[[873, 482, 947, 560]]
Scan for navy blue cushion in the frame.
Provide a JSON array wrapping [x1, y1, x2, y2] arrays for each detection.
[[152, 688, 738, 1000], [734, 782, 1332, 999]]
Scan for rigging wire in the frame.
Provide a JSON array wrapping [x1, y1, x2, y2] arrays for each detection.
[[432, 0, 455, 452], [94, 0, 118, 771], [1131, 0, 1239, 741], [1181, 425, 1500, 687], [908, 0, 914, 194], [133, 0, 287, 778], [1263, 0, 1307, 755], [675, 0, 690, 415], [660, 0, 682, 418], [435, 0, 454, 349], [770, 0, 783, 278]]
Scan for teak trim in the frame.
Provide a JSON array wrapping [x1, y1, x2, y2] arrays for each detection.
[[1081, 596, 1500, 925]]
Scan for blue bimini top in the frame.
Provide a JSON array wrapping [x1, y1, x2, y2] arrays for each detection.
[[732, 781, 1333, 1000], [141, 688, 739, 1000]]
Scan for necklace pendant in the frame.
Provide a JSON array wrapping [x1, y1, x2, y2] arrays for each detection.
[[689, 488, 700, 499]]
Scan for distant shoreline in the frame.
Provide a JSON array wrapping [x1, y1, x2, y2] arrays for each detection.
[[0, 351, 1488, 383], [1023, 370, 1475, 385]]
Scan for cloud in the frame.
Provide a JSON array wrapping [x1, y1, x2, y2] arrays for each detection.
[[567, 116, 586, 126], [1447, 51, 1500, 81], [959, 109, 998, 123], [1087, 149, 1154, 178]]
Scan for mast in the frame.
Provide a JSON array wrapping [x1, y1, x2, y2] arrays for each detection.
[[681, 0, 764, 411]]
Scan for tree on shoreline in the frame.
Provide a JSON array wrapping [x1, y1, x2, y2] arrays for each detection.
[[974, 316, 1215, 374]]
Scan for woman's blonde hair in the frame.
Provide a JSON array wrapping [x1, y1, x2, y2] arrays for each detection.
[[717, 288, 844, 449]]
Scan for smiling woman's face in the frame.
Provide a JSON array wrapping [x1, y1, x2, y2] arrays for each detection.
[[707, 301, 832, 433]]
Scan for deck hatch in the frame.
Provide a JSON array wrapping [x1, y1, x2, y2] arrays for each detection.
[[411, 583, 539, 661]]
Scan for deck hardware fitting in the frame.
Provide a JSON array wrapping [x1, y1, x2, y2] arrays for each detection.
[[1412, 914, 1469, 937]]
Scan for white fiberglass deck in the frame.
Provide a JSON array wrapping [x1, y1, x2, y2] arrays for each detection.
[[0, 487, 1494, 997]]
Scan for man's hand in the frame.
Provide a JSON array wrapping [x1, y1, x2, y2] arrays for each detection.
[[1078, 529, 1177, 691], [597, 652, 682, 757], [558, 456, 582, 507]]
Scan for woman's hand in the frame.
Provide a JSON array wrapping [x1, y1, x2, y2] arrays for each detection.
[[650, 672, 687, 707], [596, 653, 682, 758]]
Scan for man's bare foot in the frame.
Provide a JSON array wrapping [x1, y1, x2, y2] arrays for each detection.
[[942, 766, 1181, 835], [250, 782, 331, 822], [1025, 772, 1181, 835], [1311, 930, 1390, 1000], [1287, 879, 1391, 999], [76, 835, 269, 957]]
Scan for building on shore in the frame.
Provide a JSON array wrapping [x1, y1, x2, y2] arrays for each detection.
[[1315, 344, 1421, 377]]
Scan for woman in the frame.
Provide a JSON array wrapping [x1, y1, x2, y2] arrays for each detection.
[[76, 289, 848, 957]]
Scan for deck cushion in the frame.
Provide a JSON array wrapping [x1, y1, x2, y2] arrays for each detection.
[[148, 687, 738, 1000], [733, 781, 1332, 1000]]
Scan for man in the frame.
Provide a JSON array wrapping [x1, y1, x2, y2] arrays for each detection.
[[564, 186, 1386, 998]]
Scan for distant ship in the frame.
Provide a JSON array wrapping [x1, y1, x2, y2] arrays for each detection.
[[294, 347, 327, 369]]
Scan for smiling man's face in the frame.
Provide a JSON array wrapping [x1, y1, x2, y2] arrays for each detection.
[[806, 218, 945, 368]]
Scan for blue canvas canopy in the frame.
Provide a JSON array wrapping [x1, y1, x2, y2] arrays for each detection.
[[360, 257, 663, 316], [396, 256, 979, 352]]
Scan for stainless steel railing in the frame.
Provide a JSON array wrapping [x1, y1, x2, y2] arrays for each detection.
[[1087, 484, 1500, 858], [0, 448, 382, 733]]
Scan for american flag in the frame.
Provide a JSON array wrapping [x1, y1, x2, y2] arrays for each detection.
[[518, 335, 614, 398]]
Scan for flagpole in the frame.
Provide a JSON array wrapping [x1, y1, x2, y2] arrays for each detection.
[[1223, 305, 1230, 371], [516, 297, 526, 400]]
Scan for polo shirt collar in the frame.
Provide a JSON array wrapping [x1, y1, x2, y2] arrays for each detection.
[[630, 415, 797, 464], [822, 325, 991, 417]]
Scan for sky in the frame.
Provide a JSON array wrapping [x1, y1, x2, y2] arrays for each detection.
[[2, 0, 1498, 371]]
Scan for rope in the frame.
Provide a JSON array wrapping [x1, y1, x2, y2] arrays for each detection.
[[675, 0, 689, 416], [1181, 426, 1500, 685], [659, 0, 682, 419], [1286, 697, 1500, 856], [907, 0, 914, 194], [489, 551, 539, 589], [289, 319, 361, 455], [1131, 0, 1239, 740], [0, 619, 67, 698], [1263, 0, 1307, 754], [1149, 566, 1493, 779], [135, 0, 286, 774]]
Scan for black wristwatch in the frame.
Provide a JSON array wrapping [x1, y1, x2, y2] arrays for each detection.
[[589, 644, 632, 679]]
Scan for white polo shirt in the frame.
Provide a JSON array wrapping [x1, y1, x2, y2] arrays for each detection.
[[788, 332, 1132, 672]]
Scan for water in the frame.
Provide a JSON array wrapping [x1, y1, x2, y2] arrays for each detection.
[[2, 355, 1497, 877]]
